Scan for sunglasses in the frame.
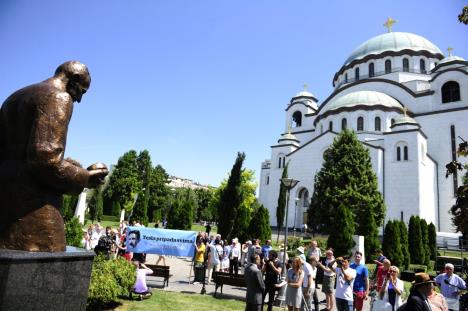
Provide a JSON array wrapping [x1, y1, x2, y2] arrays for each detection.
[[389, 270, 397, 274]]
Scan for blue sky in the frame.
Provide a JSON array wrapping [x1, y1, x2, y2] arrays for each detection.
[[0, 0, 466, 187]]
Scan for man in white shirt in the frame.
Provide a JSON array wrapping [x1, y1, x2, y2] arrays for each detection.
[[229, 238, 241, 275], [331, 257, 356, 311], [299, 254, 314, 311]]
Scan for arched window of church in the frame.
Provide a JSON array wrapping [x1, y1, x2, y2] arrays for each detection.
[[391, 118, 395, 126], [375, 117, 381, 131], [442, 81, 461, 103], [369, 63, 375, 77], [278, 154, 285, 168], [385, 60, 392, 74], [357, 117, 364, 131], [420, 59, 426, 73], [404, 146, 408, 160], [292, 111, 302, 127], [341, 118, 347, 130], [299, 188, 309, 208], [282, 157, 286, 168], [329, 121, 333, 131], [355, 67, 360, 81], [266, 175, 270, 185], [396, 146, 401, 161], [403, 58, 409, 72], [344, 73, 348, 83], [320, 124, 323, 134]]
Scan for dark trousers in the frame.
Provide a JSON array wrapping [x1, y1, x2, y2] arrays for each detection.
[[245, 303, 262, 311], [263, 284, 277, 311], [229, 257, 239, 274]]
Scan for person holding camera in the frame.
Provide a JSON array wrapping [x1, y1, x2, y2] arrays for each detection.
[[317, 249, 337, 311], [262, 250, 282, 311], [330, 257, 356, 311]]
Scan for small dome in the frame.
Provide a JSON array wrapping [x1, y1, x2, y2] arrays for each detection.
[[293, 90, 315, 98], [438, 55, 465, 65], [393, 114, 418, 125], [321, 91, 403, 115], [344, 32, 443, 65], [278, 132, 299, 143]]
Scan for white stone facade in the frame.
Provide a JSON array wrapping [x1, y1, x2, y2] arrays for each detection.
[[258, 31, 467, 232]]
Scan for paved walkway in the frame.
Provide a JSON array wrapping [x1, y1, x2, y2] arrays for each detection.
[[145, 255, 372, 311]]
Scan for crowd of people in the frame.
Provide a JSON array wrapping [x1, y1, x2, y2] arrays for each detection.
[[80, 222, 468, 311]]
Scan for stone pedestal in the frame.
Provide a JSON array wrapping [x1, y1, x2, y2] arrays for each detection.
[[0, 247, 94, 311]]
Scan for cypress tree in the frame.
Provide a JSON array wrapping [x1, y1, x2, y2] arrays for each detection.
[[408, 216, 425, 265], [308, 130, 385, 244], [428, 222, 437, 261], [397, 220, 411, 269], [276, 163, 288, 243], [327, 203, 355, 257], [217, 152, 245, 241], [88, 186, 103, 222], [382, 221, 403, 267], [249, 203, 272, 243], [420, 218, 431, 266]]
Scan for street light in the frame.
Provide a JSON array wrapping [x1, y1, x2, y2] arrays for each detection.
[[276, 177, 299, 306], [293, 197, 300, 237]]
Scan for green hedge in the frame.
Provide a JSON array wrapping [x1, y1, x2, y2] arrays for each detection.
[[87, 256, 136, 310]]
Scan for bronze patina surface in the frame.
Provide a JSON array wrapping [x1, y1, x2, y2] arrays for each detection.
[[0, 61, 108, 252]]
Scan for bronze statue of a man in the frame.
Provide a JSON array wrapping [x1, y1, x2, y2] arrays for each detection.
[[0, 61, 108, 252]]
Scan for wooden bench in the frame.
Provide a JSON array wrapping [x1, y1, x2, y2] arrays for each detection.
[[146, 264, 171, 287], [213, 271, 246, 297]]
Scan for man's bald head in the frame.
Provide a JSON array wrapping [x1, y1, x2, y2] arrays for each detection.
[[55, 61, 91, 103]]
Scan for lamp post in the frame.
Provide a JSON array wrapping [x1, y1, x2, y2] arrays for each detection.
[[276, 177, 299, 306], [293, 197, 299, 237]]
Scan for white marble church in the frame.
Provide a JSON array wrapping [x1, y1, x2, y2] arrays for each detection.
[[258, 19, 467, 233]]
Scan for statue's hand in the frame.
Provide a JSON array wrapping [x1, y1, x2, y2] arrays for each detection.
[[87, 163, 108, 188]]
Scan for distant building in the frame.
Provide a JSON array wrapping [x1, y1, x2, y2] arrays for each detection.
[[168, 175, 210, 190], [258, 22, 467, 232]]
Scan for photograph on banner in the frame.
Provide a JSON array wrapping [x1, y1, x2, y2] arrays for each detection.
[[126, 226, 196, 257]]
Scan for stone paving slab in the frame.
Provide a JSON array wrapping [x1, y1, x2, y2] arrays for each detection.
[[144, 254, 371, 310]]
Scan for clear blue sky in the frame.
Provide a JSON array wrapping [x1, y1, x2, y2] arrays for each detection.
[[0, 0, 466, 187]]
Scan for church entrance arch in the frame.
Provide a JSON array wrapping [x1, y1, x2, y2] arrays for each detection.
[[295, 187, 310, 229]]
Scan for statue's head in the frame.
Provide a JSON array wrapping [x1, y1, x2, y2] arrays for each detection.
[[55, 61, 91, 103]]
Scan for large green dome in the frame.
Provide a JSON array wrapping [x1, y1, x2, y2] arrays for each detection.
[[321, 91, 403, 115], [344, 32, 442, 65]]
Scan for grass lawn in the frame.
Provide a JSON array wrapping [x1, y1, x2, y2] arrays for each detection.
[[117, 290, 247, 311]]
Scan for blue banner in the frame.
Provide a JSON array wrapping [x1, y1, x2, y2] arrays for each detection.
[[126, 226, 196, 257]]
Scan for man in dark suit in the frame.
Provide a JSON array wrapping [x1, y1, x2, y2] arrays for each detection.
[[403, 272, 436, 311], [244, 254, 265, 311]]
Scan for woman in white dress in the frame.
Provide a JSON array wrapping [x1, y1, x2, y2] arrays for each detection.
[[286, 256, 304, 311]]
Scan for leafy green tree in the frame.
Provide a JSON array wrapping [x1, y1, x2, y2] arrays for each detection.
[[459, 6, 468, 24], [248, 202, 271, 243], [65, 217, 83, 247], [148, 165, 170, 222], [167, 188, 196, 230], [397, 220, 411, 269], [217, 152, 246, 241], [409, 216, 425, 265], [131, 150, 152, 225], [276, 163, 288, 243], [195, 187, 215, 222], [420, 218, 431, 266], [428, 222, 437, 261], [103, 150, 142, 214], [308, 130, 385, 255], [62, 194, 79, 222], [88, 186, 104, 222], [327, 203, 355, 256], [382, 220, 403, 267]]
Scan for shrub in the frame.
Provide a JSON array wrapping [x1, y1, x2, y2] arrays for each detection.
[[65, 216, 83, 248], [287, 236, 303, 251], [87, 255, 136, 310]]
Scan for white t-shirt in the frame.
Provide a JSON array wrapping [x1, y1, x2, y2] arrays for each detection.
[[302, 262, 314, 288], [134, 268, 153, 293], [335, 267, 356, 301]]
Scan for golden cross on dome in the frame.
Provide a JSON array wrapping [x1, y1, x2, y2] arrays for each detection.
[[383, 17, 397, 33], [303, 83, 308, 91], [447, 47, 454, 56]]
